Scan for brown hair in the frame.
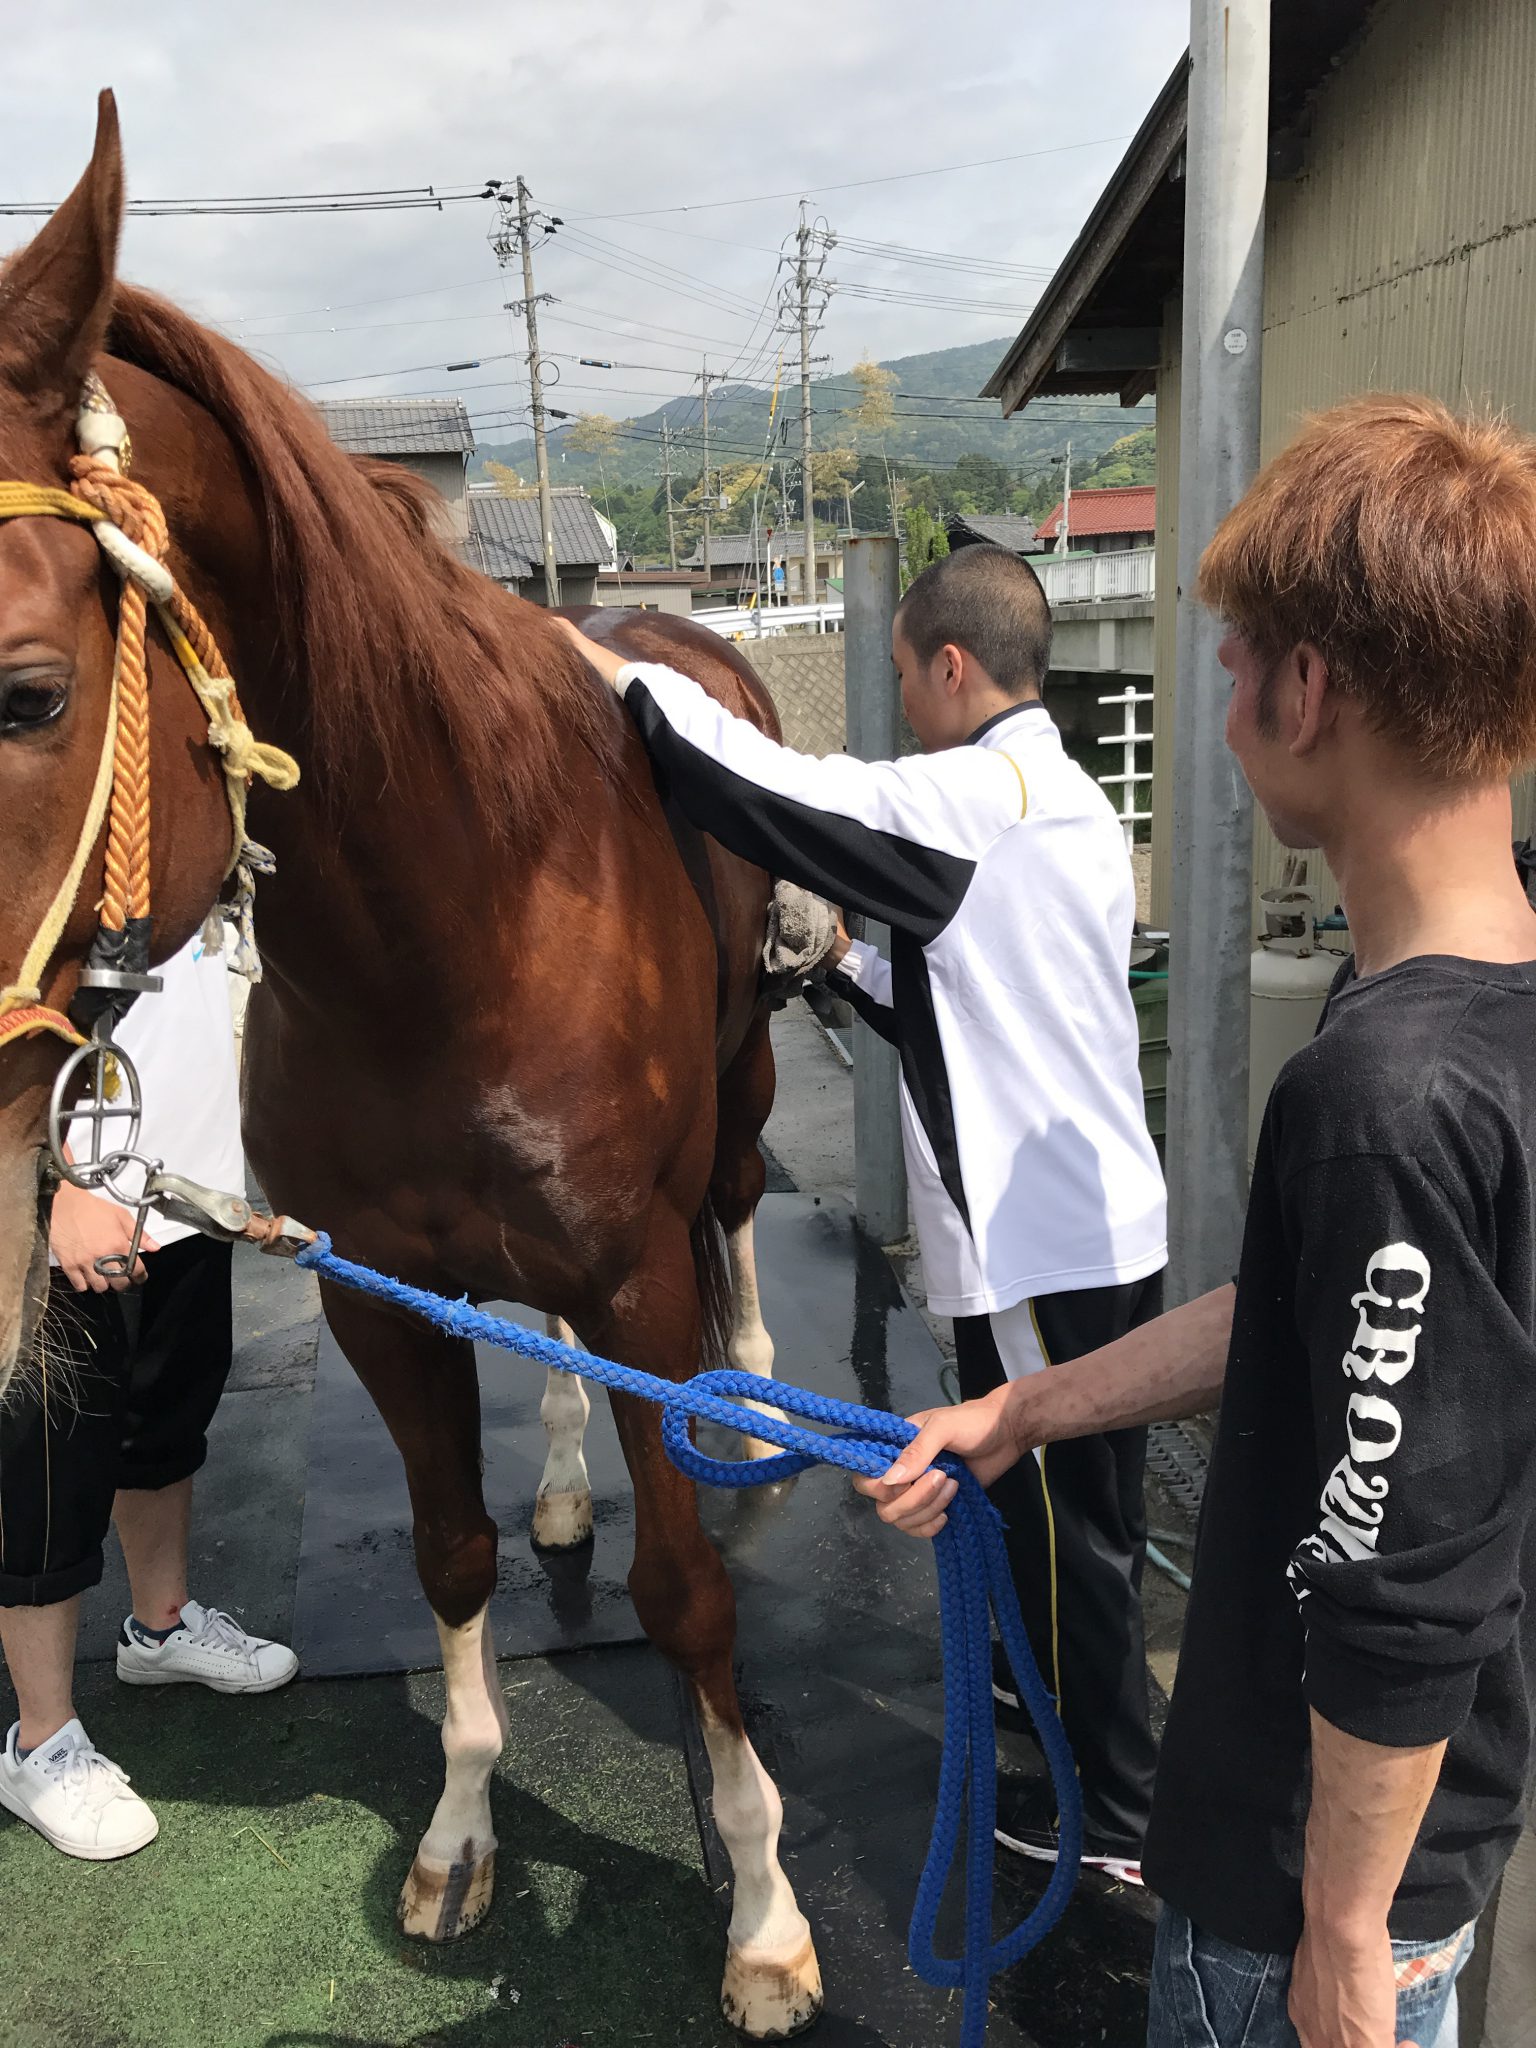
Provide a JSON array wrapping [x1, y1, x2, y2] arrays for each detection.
[[102, 285, 621, 835], [1198, 394, 1536, 779]]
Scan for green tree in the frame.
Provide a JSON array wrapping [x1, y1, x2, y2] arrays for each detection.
[[564, 412, 620, 458], [1080, 427, 1156, 488], [902, 504, 949, 589], [810, 446, 858, 522], [844, 357, 900, 535], [951, 452, 1012, 513]]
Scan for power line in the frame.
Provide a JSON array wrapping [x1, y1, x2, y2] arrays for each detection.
[[830, 279, 1036, 317], [562, 134, 1130, 220], [549, 223, 768, 320], [828, 234, 1057, 282], [0, 185, 493, 219], [0, 130, 1127, 224]]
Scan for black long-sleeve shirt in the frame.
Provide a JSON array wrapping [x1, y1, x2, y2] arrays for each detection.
[[1144, 954, 1536, 1949]]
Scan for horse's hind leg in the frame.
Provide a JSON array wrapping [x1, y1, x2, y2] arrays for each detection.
[[714, 1012, 787, 1460], [320, 1281, 508, 1942], [530, 1322, 593, 1551], [589, 1198, 823, 2040]]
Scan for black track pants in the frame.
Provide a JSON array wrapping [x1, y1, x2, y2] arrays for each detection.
[[954, 1270, 1164, 1850]]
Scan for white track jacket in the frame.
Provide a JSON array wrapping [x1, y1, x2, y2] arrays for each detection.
[[618, 662, 1167, 1315]]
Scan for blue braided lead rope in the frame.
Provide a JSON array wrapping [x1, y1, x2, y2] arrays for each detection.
[[295, 1233, 1081, 2046]]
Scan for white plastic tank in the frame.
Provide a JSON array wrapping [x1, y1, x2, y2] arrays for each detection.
[[1248, 943, 1341, 1168]]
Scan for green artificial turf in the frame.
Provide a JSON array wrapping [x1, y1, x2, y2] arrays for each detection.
[[0, 1648, 735, 2048]]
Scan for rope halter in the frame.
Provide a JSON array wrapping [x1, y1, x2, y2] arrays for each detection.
[[0, 373, 299, 1055]]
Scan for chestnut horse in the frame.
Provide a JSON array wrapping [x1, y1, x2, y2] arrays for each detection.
[[0, 97, 820, 2036]]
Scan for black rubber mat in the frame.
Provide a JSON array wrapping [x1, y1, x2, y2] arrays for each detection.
[[292, 1295, 646, 1676]]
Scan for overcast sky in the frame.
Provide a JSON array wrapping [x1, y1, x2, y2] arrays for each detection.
[[3, 1, 1186, 441]]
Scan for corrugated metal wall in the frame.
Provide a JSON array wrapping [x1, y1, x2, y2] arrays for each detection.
[[1252, 0, 1536, 910], [1147, 0, 1536, 922]]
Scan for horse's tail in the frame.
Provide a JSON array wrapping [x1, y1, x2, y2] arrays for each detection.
[[690, 1193, 734, 1371]]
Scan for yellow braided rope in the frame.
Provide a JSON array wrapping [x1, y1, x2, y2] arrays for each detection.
[[0, 483, 102, 525], [0, 472, 299, 1033], [0, 656, 119, 1018]]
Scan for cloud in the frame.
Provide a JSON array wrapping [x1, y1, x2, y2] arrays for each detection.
[[3, 0, 1186, 438]]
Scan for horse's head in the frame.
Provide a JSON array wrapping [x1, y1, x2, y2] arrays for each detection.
[[0, 94, 233, 1392]]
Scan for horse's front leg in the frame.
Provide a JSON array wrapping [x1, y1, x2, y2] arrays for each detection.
[[321, 1281, 506, 1940]]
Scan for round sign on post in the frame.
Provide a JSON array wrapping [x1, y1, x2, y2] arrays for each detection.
[[1222, 327, 1249, 355]]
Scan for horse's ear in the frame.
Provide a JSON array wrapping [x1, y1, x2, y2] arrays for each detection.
[[0, 91, 124, 407]]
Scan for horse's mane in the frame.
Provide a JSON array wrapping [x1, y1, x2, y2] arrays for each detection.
[[105, 284, 621, 829]]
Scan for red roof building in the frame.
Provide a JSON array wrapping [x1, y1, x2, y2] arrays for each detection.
[[1035, 484, 1155, 554]]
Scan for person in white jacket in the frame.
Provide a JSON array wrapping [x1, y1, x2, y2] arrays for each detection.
[[0, 934, 297, 1862], [556, 542, 1167, 1883]]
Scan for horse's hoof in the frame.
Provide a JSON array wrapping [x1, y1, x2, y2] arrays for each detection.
[[720, 1933, 824, 2039], [398, 1846, 495, 1941], [531, 1486, 594, 1550]]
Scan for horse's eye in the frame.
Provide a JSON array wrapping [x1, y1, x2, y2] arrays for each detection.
[[0, 672, 69, 734]]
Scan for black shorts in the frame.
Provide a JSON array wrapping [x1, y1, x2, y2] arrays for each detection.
[[0, 1234, 233, 1607]]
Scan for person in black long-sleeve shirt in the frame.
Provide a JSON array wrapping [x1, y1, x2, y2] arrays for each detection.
[[857, 394, 1536, 2048]]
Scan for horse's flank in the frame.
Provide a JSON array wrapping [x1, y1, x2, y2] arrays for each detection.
[[102, 285, 624, 836]]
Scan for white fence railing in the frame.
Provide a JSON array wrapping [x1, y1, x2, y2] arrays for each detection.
[[693, 601, 845, 639], [1037, 546, 1156, 607], [1097, 687, 1154, 849]]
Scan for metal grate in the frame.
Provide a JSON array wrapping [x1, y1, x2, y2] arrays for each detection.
[[1146, 1419, 1210, 1520]]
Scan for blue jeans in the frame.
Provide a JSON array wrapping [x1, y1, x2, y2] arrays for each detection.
[[1148, 1905, 1472, 2048]]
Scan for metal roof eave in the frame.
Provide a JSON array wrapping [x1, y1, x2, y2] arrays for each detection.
[[982, 56, 1190, 417]]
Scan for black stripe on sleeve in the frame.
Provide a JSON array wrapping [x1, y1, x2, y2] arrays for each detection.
[[839, 968, 901, 1046], [627, 685, 976, 945], [890, 930, 972, 1234]]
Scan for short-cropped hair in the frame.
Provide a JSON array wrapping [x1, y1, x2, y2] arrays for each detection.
[[1199, 395, 1536, 779], [895, 543, 1052, 697]]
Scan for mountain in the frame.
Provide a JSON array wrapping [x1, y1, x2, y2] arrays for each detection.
[[473, 337, 1152, 496]]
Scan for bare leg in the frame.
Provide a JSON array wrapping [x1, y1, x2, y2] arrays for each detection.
[[530, 1324, 593, 1551], [320, 1280, 505, 1941], [113, 1476, 193, 1630], [0, 1598, 82, 1750], [592, 1199, 821, 2039]]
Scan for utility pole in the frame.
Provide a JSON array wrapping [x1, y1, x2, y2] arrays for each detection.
[[1055, 441, 1073, 557], [661, 418, 678, 572], [699, 357, 714, 583], [779, 455, 794, 602], [1167, 0, 1271, 1302], [796, 201, 817, 607], [501, 177, 559, 606]]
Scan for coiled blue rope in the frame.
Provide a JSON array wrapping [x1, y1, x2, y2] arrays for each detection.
[[295, 1233, 1081, 2046]]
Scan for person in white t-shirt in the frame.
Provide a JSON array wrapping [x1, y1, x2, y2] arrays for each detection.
[[555, 543, 1168, 1885], [0, 934, 297, 1862]]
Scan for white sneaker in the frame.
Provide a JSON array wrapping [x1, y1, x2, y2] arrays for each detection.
[[116, 1600, 299, 1694], [0, 1718, 159, 1860]]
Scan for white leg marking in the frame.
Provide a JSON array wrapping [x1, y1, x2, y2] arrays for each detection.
[[531, 1321, 594, 1549], [399, 1602, 508, 1940], [727, 1216, 789, 1464], [700, 1703, 823, 2038]]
